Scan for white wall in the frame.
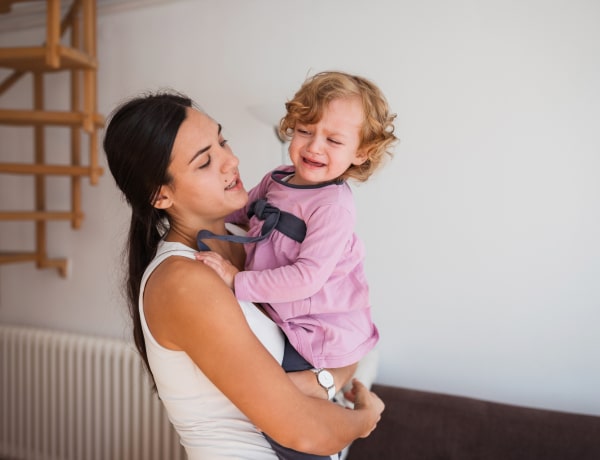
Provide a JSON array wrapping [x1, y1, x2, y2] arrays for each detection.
[[1, 0, 599, 416]]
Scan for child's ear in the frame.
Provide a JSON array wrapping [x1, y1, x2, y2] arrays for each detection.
[[152, 185, 172, 209], [353, 148, 369, 166]]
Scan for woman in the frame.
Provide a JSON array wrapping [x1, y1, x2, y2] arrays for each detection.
[[103, 90, 384, 459]]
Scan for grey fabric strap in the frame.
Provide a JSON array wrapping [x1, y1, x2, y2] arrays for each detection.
[[196, 199, 307, 251]]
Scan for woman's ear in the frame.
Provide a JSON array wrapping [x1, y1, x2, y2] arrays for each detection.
[[152, 185, 173, 209]]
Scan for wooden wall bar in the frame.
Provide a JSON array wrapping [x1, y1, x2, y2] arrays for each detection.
[[0, 0, 103, 277]]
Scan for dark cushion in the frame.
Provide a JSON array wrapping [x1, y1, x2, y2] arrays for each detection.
[[346, 384, 600, 460]]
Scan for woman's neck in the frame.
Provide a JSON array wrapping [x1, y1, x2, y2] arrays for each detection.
[[166, 223, 246, 270], [164, 225, 199, 249]]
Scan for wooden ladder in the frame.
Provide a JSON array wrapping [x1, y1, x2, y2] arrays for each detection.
[[0, 0, 104, 277]]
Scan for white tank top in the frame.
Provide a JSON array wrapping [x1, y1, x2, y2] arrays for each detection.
[[139, 239, 283, 459]]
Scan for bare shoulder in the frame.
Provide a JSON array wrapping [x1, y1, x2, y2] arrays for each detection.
[[144, 255, 242, 349], [149, 255, 230, 296]]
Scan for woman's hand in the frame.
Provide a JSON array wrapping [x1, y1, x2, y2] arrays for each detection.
[[195, 251, 239, 289], [344, 379, 385, 438]]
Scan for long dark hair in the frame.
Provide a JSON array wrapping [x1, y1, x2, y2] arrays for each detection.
[[103, 91, 192, 385]]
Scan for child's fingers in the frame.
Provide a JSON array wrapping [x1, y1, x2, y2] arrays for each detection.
[[195, 252, 228, 267], [201, 259, 221, 272]]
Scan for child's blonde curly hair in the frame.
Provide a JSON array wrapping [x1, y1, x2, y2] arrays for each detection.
[[279, 71, 397, 182]]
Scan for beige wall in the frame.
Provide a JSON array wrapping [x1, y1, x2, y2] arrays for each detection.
[[1, 0, 599, 415]]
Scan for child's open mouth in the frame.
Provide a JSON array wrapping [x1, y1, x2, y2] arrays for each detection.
[[303, 157, 325, 167]]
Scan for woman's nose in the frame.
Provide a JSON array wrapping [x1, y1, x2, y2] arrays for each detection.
[[221, 148, 239, 172]]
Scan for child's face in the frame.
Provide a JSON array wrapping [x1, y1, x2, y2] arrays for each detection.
[[287, 97, 367, 186]]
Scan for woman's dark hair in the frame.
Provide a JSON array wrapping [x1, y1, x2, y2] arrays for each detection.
[[103, 90, 192, 386]]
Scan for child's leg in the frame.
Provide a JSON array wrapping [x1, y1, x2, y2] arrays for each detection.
[[281, 335, 313, 372]]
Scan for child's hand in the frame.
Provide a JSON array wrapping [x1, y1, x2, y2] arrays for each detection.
[[194, 251, 239, 290]]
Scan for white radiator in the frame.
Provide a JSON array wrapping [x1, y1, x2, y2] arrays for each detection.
[[0, 324, 186, 460]]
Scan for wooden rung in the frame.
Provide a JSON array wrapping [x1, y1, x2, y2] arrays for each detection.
[[0, 251, 69, 277], [0, 0, 40, 15], [0, 251, 37, 264], [0, 162, 104, 178], [0, 211, 84, 221], [0, 45, 97, 71], [37, 256, 69, 277], [59, 45, 97, 69], [0, 109, 104, 127]]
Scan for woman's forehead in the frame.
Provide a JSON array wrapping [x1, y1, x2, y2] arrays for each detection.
[[180, 109, 218, 141], [172, 109, 218, 160]]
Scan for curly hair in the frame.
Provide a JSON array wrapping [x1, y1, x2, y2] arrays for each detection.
[[279, 71, 398, 182]]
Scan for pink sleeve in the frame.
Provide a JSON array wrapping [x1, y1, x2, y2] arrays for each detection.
[[234, 203, 355, 304]]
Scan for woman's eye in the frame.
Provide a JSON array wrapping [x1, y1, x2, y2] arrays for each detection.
[[198, 155, 211, 169], [219, 138, 228, 147], [297, 128, 310, 135]]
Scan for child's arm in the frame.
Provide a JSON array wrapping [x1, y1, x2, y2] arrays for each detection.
[[235, 203, 357, 304], [196, 202, 356, 304]]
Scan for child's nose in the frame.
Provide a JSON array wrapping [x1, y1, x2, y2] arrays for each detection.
[[307, 137, 325, 155]]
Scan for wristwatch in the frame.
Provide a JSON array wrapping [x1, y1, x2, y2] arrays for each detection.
[[311, 368, 336, 400]]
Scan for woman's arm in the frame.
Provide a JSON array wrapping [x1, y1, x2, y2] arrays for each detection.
[[145, 257, 383, 455], [191, 254, 359, 397]]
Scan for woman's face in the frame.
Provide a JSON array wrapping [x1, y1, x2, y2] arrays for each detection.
[[157, 108, 247, 229]]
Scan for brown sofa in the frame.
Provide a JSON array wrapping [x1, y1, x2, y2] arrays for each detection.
[[346, 384, 600, 460]]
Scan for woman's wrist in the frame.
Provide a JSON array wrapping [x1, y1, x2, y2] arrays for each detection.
[[287, 362, 359, 400], [287, 370, 328, 399], [329, 362, 358, 393], [311, 368, 336, 400]]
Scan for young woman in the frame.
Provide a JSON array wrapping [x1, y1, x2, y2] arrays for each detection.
[[103, 91, 384, 460]]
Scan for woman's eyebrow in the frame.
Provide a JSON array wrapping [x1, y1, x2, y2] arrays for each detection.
[[187, 124, 222, 165], [188, 145, 210, 165]]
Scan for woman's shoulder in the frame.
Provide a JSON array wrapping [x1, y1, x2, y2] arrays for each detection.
[[150, 240, 217, 281], [144, 253, 243, 349], [150, 253, 230, 301]]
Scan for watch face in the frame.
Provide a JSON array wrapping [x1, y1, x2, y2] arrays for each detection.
[[318, 369, 335, 388]]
